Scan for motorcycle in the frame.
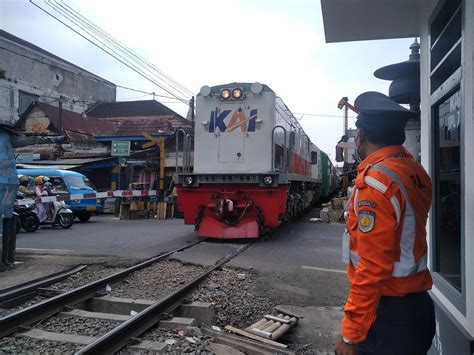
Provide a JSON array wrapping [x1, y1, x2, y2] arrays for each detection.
[[14, 192, 40, 233], [40, 198, 75, 229]]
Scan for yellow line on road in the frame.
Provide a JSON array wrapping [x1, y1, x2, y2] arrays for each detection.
[[302, 265, 346, 274]]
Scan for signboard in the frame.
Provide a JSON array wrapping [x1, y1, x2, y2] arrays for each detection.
[[111, 141, 130, 157]]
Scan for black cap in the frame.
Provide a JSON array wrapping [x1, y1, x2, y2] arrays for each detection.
[[354, 92, 418, 145], [354, 91, 416, 132], [355, 91, 416, 122]]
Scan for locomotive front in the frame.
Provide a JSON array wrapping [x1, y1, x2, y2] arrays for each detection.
[[177, 83, 288, 238]]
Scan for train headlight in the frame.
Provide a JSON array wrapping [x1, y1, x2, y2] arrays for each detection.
[[232, 88, 243, 99], [184, 176, 194, 186], [220, 89, 231, 100], [263, 176, 273, 186]]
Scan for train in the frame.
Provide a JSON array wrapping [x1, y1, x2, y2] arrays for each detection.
[[177, 82, 339, 239]]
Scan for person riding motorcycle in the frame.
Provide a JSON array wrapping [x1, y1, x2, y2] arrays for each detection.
[[18, 175, 34, 199], [35, 176, 50, 222]]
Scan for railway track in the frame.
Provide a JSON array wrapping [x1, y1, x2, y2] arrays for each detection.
[[0, 241, 253, 354]]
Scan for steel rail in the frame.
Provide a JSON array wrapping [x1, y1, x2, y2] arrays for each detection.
[[0, 239, 204, 338], [0, 264, 88, 308], [77, 243, 252, 355]]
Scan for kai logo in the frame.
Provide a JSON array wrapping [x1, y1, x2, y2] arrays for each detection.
[[209, 108, 257, 133]]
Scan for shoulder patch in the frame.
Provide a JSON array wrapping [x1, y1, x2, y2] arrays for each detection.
[[358, 210, 375, 233], [358, 200, 377, 208]]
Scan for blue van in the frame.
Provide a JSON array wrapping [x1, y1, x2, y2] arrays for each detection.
[[17, 169, 103, 222]]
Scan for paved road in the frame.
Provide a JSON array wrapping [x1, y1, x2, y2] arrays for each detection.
[[14, 213, 348, 307], [15, 213, 348, 307], [9, 211, 348, 351], [174, 215, 349, 307], [16, 215, 196, 258]]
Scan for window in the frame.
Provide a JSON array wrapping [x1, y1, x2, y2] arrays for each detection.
[[433, 89, 462, 291], [311, 151, 318, 164], [19, 91, 39, 115], [430, 0, 464, 300], [64, 176, 95, 191]]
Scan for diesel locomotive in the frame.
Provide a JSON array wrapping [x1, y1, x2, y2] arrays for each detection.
[[177, 82, 338, 239]]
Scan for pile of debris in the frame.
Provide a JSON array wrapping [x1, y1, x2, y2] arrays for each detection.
[[319, 197, 348, 224]]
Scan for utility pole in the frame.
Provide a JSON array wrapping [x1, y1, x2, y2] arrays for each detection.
[[189, 96, 195, 136], [58, 95, 64, 158], [190, 96, 195, 122]]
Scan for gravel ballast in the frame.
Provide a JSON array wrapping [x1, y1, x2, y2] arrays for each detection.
[[50, 265, 125, 291], [0, 337, 82, 354], [131, 326, 213, 355], [190, 267, 276, 328], [36, 315, 121, 337], [110, 260, 207, 300]]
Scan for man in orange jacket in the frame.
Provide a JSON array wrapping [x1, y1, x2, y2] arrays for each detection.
[[334, 92, 435, 355]]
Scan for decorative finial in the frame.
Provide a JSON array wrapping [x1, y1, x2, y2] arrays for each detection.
[[409, 38, 420, 61]]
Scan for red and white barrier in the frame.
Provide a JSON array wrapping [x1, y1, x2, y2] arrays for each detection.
[[16, 190, 159, 206]]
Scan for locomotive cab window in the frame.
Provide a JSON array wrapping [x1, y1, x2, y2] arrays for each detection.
[[311, 151, 318, 164]]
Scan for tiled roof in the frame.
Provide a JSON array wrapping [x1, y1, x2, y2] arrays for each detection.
[[18, 101, 117, 140], [86, 100, 188, 122], [113, 117, 172, 136]]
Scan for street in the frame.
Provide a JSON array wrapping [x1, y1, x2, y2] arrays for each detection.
[[4, 211, 348, 351], [12, 213, 349, 308]]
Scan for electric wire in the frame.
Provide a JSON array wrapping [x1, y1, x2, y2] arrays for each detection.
[[56, 0, 193, 98], [51, 0, 192, 100], [33, 0, 192, 105], [29, 1, 188, 105], [34, 0, 189, 104]]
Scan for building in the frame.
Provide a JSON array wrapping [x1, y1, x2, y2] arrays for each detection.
[[87, 100, 192, 189], [321, 0, 473, 353], [0, 30, 116, 127], [14, 99, 193, 192]]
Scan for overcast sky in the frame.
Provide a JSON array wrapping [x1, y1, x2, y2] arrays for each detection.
[[1, 0, 415, 161]]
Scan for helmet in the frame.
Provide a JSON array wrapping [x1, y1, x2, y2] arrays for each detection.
[[35, 176, 45, 185], [19, 175, 30, 186]]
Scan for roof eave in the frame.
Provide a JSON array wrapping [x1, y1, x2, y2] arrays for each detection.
[[320, 0, 421, 43]]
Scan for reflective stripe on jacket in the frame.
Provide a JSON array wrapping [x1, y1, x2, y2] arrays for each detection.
[[342, 145, 433, 343]]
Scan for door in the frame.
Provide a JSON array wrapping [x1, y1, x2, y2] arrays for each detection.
[[218, 105, 246, 163]]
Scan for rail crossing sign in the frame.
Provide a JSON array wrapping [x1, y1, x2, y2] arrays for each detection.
[[111, 141, 130, 157]]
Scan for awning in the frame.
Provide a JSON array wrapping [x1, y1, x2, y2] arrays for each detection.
[[16, 163, 80, 170], [320, 0, 420, 43]]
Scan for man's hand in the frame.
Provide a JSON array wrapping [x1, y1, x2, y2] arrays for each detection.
[[334, 337, 358, 355]]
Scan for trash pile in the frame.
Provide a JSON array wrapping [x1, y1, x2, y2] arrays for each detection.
[[319, 197, 348, 224]]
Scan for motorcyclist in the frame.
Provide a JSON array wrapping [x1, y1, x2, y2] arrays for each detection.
[[18, 175, 34, 199], [35, 176, 50, 222]]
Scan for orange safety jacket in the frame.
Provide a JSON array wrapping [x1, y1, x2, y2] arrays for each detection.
[[342, 145, 433, 343]]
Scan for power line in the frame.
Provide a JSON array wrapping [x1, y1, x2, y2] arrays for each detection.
[[294, 112, 358, 119], [56, 0, 193, 98], [115, 84, 184, 100], [34, 0, 188, 104], [0, 63, 181, 104], [30, 0, 192, 105]]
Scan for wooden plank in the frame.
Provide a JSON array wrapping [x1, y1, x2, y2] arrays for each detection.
[[264, 315, 291, 324], [202, 327, 295, 355], [224, 326, 288, 349]]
